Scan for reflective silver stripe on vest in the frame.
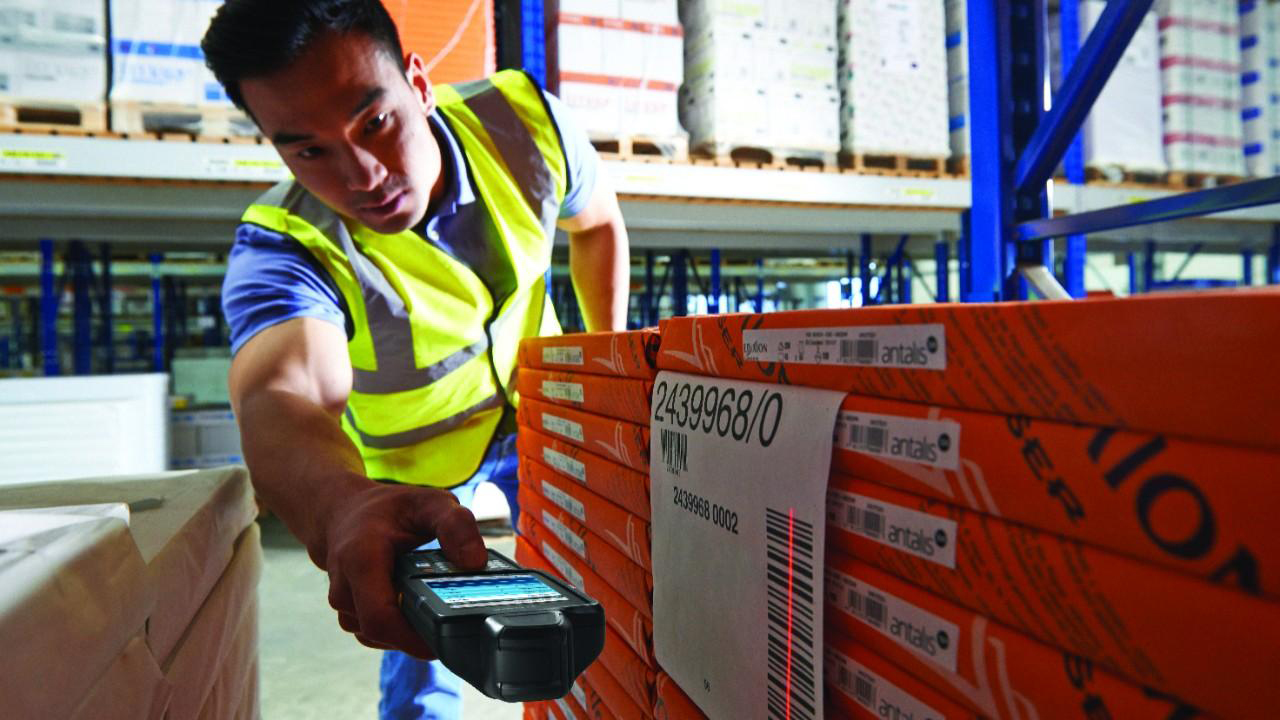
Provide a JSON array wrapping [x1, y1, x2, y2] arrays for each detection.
[[344, 391, 504, 450]]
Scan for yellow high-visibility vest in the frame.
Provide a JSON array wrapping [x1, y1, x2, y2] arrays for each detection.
[[242, 70, 564, 486]]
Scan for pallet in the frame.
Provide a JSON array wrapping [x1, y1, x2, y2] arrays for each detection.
[[0, 100, 108, 134], [1165, 171, 1244, 190], [109, 102, 260, 142], [1083, 166, 1169, 186], [590, 133, 689, 163], [841, 152, 948, 177], [948, 155, 970, 178], [690, 142, 839, 172]]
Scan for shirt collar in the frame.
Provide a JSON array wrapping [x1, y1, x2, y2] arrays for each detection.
[[428, 110, 475, 217]]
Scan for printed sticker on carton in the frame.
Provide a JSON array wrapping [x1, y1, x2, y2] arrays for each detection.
[[543, 346, 585, 366], [826, 568, 960, 673], [572, 681, 588, 711], [835, 410, 961, 470], [542, 510, 588, 559], [828, 489, 958, 569], [542, 446, 588, 483], [742, 324, 946, 370], [542, 380, 586, 403], [825, 646, 946, 720], [542, 412, 585, 442], [539, 540, 585, 591], [542, 480, 587, 523]]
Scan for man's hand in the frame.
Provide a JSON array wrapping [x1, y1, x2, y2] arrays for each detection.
[[320, 483, 488, 658]]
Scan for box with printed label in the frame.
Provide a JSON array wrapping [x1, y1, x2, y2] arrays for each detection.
[[108, 0, 232, 107], [517, 368, 652, 425], [653, 672, 706, 720], [824, 627, 975, 720], [516, 428, 651, 520], [595, 621, 657, 713], [583, 654, 651, 720], [825, 551, 1201, 719], [543, 693, 588, 720], [656, 289, 1280, 451], [517, 488, 652, 615], [519, 329, 660, 379], [828, 392, 1280, 599], [825, 474, 1280, 718], [517, 397, 650, 473], [515, 533, 654, 666], [520, 458, 651, 570]]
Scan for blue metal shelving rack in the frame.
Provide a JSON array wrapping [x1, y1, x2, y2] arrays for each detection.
[[963, 0, 1280, 302]]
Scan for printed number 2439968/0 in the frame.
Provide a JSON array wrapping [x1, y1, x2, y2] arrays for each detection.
[[653, 380, 784, 448]]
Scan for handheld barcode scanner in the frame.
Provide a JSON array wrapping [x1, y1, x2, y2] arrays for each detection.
[[396, 548, 605, 702]]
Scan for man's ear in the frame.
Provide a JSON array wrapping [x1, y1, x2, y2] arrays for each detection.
[[404, 52, 435, 115]]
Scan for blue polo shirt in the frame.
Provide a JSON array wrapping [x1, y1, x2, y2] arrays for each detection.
[[223, 90, 598, 355]]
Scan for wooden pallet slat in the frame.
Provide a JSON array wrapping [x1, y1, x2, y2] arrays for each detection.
[[590, 133, 689, 163], [0, 100, 108, 134], [689, 141, 840, 172], [109, 102, 261, 142], [841, 151, 948, 178]]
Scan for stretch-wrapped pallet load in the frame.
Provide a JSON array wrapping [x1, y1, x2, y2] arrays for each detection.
[[944, 0, 969, 168], [1157, 0, 1246, 177], [0, 467, 260, 719], [108, 0, 255, 137], [1239, 0, 1280, 177], [1050, 1, 1166, 179], [0, 0, 108, 131], [655, 287, 1280, 718], [837, 0, 951, 169], [555, 0, 683, 143], [679, 0, 840, 160], [515, 330, 664, 719]]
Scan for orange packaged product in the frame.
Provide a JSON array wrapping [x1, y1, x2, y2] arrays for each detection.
[[521, 458, 651, 569], [545, 693, 589, 720], [824, 627, 977, 720], [830, 392, 1280, 599], [519, 329, 661, 380], [517, 487, 652, 615], [653, 672, 707, 720], [514, 534, 655, 666], [517, 428, 651, 520], [826, 474, 1280, 718], [824, 550, 1203, 719], [517, 368, 653, 425], [582, 659, 651, 720], [517, 397, 650, 473], [523, 701, 545, 720], [598, 624, 657, 714], [657, 290, 1280, 451]]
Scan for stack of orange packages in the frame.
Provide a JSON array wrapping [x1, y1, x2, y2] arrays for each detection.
[[513, 329, 670, 720], [654, 288, 1280, 719]]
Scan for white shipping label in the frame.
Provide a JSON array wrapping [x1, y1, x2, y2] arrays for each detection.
[[543, 346, 584, 366], [876, 1, 927, 75], [543, 446, 587, 482], [835, 410, 961, 470], [542, 413, 584, 443], [824, 647, 948, 720], [572, 681, 587, 710], [0, 148, 67, 170], [542, 480, 587, 522], [542, 380, 586, 403], [742, 325, 946, 370], [825, 569, 960, 673], [552, 698, 573, 720], [540, 541, 585, 590], [542, 510, 587, 559], [828, 490, 958, 569], [651, 371, 843, 720]]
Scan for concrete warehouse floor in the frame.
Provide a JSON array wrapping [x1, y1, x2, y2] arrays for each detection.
[[257, 514, 522, 720]]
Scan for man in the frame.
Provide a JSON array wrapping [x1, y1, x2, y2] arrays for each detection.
[[201, 2, 629, 717]]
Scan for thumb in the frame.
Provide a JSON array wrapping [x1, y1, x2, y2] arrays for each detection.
[[418, 498, 487, 570]]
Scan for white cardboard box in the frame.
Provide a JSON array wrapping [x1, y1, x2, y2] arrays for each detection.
[[109, 0, 232, 107]]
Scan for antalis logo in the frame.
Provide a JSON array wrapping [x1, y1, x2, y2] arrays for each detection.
[[890, 616, 951, 657], [882, 336, 940, 366], [887, 524, 949, 556], [890, 435, 943, 463]]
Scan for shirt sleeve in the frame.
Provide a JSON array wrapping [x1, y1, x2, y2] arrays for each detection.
[[542, 89, 600, 220], [222, 223, 348, 355]]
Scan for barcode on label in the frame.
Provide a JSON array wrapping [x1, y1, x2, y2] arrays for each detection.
[[660, 428, 689, 476], [765, 508, 817, 720], [542, 412, 584, 442], [839, 338, 879, 365], [842, 418, 888, 454], [543, 346, 584, 366], [542, 510, 587, 559], [543, 447, 587, 482], [854, 670, 876, 708], [542, 380, 585, 403], [540, 541, 585, 590], [848, 586, 887, 630], [542, 480, 586, 522], [572, 681, 587, 709], [844, 501, 885, 540]]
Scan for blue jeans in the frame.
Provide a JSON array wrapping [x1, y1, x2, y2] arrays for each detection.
[[379, 433, 519, 720]]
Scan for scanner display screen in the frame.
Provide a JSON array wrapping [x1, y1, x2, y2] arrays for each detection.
[[425, 573, 566, 609]]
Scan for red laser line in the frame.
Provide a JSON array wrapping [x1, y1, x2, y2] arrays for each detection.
[[786, 507, 795, 720]]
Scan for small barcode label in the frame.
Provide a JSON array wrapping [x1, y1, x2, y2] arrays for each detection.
[[572, 681, 587, 709], [835, 410, 961, 470], [826, 649, 944, 719], [543, 346, 584, 366], [542, 510, 587, 559], [553, 698, 573, 720], [542, 480, 587, 522], [827, 569, 960, 672], [543, 446, 587, 482], [539, 541, 585, 590], [542, 412, 584, 442], [828, 490, 885, 541], [765, 508, 817, 720], [743, 325, 945, 370], [660, 428, 689, 476], [542, 380, 585, 403]]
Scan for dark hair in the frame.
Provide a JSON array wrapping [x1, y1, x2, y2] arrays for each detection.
[[202, 0, 406, 111]]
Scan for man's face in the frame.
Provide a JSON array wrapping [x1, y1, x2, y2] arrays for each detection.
[[240, 31, 440, 234]]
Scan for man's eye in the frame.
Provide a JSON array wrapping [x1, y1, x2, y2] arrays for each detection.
[[297, 146, 323, 160], [366, 112, 389, 132]]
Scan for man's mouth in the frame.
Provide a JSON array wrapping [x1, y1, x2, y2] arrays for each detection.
[[362, 188, 406, 216]]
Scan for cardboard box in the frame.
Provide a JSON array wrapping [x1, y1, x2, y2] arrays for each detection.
[[545, 692, 589, 720], [517, 428, 651, 520], [583, 658, 651, 720], [826, 474, 1280, 718], [517, 489, 652, 615], [521, 458, 651, 569], [519, 329, 661, 379], [108, 0, 233, 107], [656, 290, 1280, 451], [517, 397, 650, 473], [383, 0, 495, 84], [825, 551, 1201, 719], [517, 368, 653, 425], [653, 672, 707, 720], [597, 624, 657, 715], [824, 627, 976, 720], [524, 701, 546, 720], [194, 600, 258, 720], [829, 392, 1280, 599], [66, 632, 170, 720], [515, 534, 655, 665]]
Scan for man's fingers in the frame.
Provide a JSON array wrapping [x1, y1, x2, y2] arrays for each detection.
[[354, 634, 396, 651], [430, 502, 487, 570], [337, 610, 360, 634], [344, 545, 438, 658]]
